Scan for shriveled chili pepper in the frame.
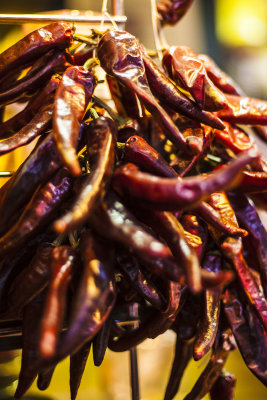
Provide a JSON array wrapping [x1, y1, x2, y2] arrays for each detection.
[[0, 168, 72, 258], [0, 75, 59, 140], [157, 0, 194, 26], [37, 366, 56, 391], [7, 245, 53, 315], [93, 315, 112, 367], [228, 192, 267, 298], [56, 231, 116, 361], [112, 149, 259, 211], [209, 370, 236, 400], [238, 170, 267, 193], [0, 22, 72, 80], [141, 46, 225, 130], [223, 287, 267, 386], [183, 329, 235, 400], [0, 102, 53, 155], [164, 337, 194, 400], [193, 253, 222, 361], [0, 50, 70, 107], [180, 214, 208, 259], [0, 131, 62, 236], [214, 121, 254, 154], [97, 30, 203, 155], [53, 66, 96, 175], [116, 250, 165, 309], [72, 42, 94, 65], [70, 341, 92, 400], [39, 246, 78, 358], [54, 116, 117, 233], [134, 208, 202, 293], [14, 291, 46, 399], [216, 94, 267, 125], [162, 46, 227, 111]]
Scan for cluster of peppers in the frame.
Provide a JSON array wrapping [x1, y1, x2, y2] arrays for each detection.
[[0, 1, 266, 398]]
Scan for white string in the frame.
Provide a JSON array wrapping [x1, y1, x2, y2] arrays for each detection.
[[100, 0, 108, 30], [150, 0, 168, 60]]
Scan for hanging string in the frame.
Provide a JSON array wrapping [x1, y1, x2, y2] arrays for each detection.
[[150, 0, 168, 60]]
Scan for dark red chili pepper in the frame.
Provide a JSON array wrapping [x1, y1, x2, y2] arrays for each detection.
[[228, 192, 267, 298], [54, 117, 116, 233], [157, 0, 194, 26], [0, 168, 72, 258], [238, 170, 267, 193], [92, 316, 112, 367], [70, 341, 92, 400], [37, 366, 56, 391], [184, 330, 235, 400], [0, 50, 70, 107], [97, 30, 202, 155], [216, 94, 267, 125], [53, 66, 96, 175], [164, 337, 194, 400], [198, 54, 244, 96], [14, 291, 46, 399], [56, 231, 116, 361], [0, 131, 62, 236], [72, 42, 94, 65], [162, 46, 228, 111], [0, 22, 72, 80], [7, 245, 53, 315], [39, 246, 77, 358], [193, 253, 222, 361], [0, 102, 53, 155], [141, 46, 225, 131], [116, 250, 165, 309], [209, 370, 236, 400], [0, 75, 59, 140], [112, 150, 259, 211], [223, 288, 267, 386]]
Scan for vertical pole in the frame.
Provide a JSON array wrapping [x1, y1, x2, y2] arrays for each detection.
[[129, 303, 140, 400], [111, 0, 125, 30]]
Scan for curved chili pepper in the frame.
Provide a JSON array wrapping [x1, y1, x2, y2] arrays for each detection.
[[0, 102, 53, 155], [223, 288, 267, 386], [162, 46, 227, 111], [37, 366, 56, 391], [39, 246, 77, 358], [0, 75, 59, 139], [157, 0, 194, 26], [54, 117, 116, 233], [164, 337, 194, 400], [209, 370, 236, 400], [0, 22, 72, 80], [0, 50, 70, 107], [92, 316, 112, 367], [70, 341, 92, 400], [214, 121, 254, 154], [0, 131, 62, 236], [56, 230, 116, 360], [183, 330, 235, 400], [97, 30, 202, 155], [193, 253, 222, 361], [116, 250, 165, 309], [0, 168, 72, 258], [112, 150, 259, 211], [216, 94, 267, 125], [238, 170, 267, 193], [228, 192, 267, 298], [181, 214, 207, 260], [53, 66, 96, 175]]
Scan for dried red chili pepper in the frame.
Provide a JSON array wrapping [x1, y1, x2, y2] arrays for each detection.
[[209, 370, 236, 400], [238, 170, 267, 193], [0, 22, 72, 80], [92, 316, 112, 367], [54, 117, 117, 233], [70, 341, 92, 400], [39, 246, 78, 358], [53, 66, 96, 175], [214, 121, 254, 154], [162, 46, 228, 111], [112, 150, 259, 211], [157, 0, 194, 26], [0, 168, 72, 258], [0, 102, 53, 155], [37, 366, 56, 391]]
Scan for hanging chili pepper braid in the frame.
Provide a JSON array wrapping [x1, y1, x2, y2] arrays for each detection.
[[0, 15, 266, 400]]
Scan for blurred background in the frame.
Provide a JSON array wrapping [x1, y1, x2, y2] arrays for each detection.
[[0, 1, 266, 399]]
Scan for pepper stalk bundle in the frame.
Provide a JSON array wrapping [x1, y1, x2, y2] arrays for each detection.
[[0, 7, 267, 400]]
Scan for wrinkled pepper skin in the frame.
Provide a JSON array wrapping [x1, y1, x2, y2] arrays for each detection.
[[54, 117, 117, 233], [0, 22, 72, 80], [157, 0, 194, 26], [53, 66, 96, 175]]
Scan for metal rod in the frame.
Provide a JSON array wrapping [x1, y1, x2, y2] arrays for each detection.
[[0, 13, 127, 25], [130, 347, 140, 400], [112, 0, 125, 30]]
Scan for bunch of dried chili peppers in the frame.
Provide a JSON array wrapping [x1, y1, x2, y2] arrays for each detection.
[[0, 2, 266, 398]]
